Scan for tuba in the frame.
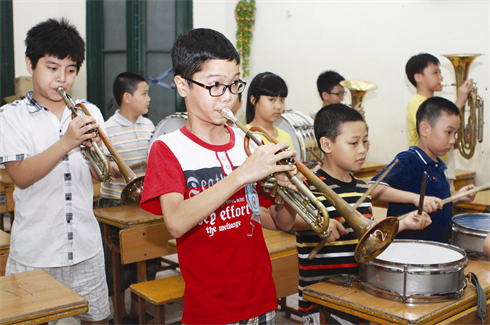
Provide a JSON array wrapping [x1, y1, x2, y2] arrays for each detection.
[[57, 88, 144, 205], [340, 80, 378, 110], [442, 54, 484, 159], [221, 108, 399, 263]]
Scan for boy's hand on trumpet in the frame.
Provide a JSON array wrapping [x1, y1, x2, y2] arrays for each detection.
[[238, 141, 296, 187], [63, 115, 99, 151], [454, 184, 476, 205], [412, 195, 443, 213], [398, 211, 432, 232]]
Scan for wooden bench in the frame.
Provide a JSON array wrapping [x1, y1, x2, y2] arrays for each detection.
[[119, 223, 176, 325], [130, 274, 185, 325]]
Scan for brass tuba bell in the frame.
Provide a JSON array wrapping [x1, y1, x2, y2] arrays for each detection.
[[442, 54, 484, 159], [340, 80, 378, 110]]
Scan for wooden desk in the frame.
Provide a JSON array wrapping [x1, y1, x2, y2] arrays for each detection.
[[94, 205, 165, 325], [0, 229, 10, 276], [353, 162, 387, 178], [0, 269, 88, 324], [303, 258, 490, 324], [454, 191, 490, 214]]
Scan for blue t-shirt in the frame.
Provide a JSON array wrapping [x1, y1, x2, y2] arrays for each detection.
[[370, 146, 452, 243]]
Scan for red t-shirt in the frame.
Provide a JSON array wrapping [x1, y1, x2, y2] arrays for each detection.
[[141, 126, 278, 324]]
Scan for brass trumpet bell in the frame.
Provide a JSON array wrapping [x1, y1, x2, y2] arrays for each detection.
[[57, 87, 145, 205], [304, 169, 399, 263], [340, 80, 378, 109], [120, 176, 145, 205]]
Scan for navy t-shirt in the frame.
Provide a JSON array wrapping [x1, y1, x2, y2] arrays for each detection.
[[370, 146, 452, 243]]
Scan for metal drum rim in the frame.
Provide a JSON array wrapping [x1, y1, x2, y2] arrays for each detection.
[[451, 213, 490, 237], [364, 239, 468, 272], [357, 279, 467, 304]]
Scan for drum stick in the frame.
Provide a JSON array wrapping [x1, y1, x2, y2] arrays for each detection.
[[418, 171, 428, 215], [308, 159, 398, 260], [398, 182, 490, 221]]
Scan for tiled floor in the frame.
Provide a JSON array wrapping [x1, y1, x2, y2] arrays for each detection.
[[57, 254, 303, 325]]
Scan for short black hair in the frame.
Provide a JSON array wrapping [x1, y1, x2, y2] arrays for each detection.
[[405, 53, 440, 87], [171, 28, 240, 80], [416, 97, 460, 135], [316, 70, 345, 100], [25, 18, 85, 73], [113, 72, 147, 106], [246, 72, 288, 124], [314, 103, 365, 150]]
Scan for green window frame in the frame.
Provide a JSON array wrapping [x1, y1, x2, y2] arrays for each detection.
[[86, 0, 192, 121], [0, 0, 15, 106]]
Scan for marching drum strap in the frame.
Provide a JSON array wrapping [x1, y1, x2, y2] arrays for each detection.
[[467, 272, 486, 325]]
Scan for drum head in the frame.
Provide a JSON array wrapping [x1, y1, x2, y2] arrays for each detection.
[[149, 113, 188, 149], [375, 240, 464, 264], [452, 213, 490, 232]]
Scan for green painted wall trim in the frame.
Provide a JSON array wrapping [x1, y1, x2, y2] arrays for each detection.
[[0, 0, 15, 106], [175, 0, 193, 112], [86, 0, 105, 110]]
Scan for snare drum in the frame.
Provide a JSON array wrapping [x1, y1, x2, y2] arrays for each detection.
[[273, 111, 321, 163], [451, 213, 490, 259], [358, 240, 468, 303], [149, 113, 188, 149]]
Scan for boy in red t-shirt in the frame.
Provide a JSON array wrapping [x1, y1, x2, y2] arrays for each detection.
[[140, 28, 299, 324]]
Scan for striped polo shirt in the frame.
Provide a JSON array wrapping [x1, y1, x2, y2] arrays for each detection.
[[100, 110, 154, 199]]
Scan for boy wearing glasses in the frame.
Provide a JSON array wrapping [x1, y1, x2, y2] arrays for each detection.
[[140, 28, 299, 324], [313, 70, 363, 119]]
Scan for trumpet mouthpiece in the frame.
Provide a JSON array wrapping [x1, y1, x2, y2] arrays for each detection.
[[221, 108, 237, 122], [57, 87, 66, 96]]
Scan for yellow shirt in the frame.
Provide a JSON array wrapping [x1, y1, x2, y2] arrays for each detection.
[[407, 93, 427, 147], [246, 124, 295, 151], [407, 94, 447, 162]]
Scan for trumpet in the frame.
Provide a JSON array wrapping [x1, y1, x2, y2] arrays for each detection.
[[340, 80, 378, 110], [442, 54, 484, 159], [221, 108, 399, 263], [57, 87, 144, 205]]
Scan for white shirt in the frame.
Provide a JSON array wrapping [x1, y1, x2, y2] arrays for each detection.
[[0, 92, 106, 267]]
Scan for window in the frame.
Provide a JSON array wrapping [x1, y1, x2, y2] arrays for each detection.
[[0, 0, 14, 106], [86, 0, 192, 123]]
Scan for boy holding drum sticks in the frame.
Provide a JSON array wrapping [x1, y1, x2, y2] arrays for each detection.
[[294, 104, 431, 325], [371, 96, 476, 243]]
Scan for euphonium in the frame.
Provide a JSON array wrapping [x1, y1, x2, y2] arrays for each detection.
[[221, 108, 399, 263], [57, 87, 144, 205], [442, 54, 484, 159], [340, 80, 378, 110]]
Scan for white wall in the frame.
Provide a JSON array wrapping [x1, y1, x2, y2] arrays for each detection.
[[194, 0, 490, 185], [13, 0, 87, 98], [11, 0, 489, 184]]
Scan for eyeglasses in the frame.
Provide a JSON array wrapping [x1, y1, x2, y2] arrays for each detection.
[[327, 90, 345, 97], [184, 77, 247, 97]]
